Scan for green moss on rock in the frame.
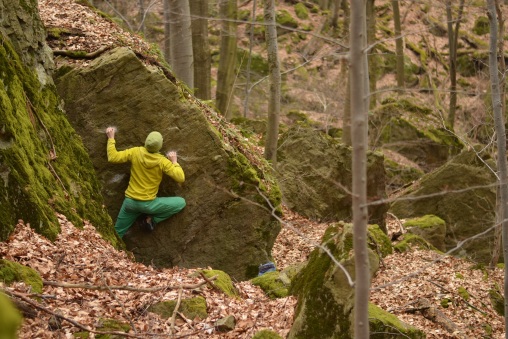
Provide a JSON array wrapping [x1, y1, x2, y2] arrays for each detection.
[[251, 271, 289, 299], [0, 259, 43, 293], [0, 292, 22, 339], [0, 34, 117, 245], [295, 3, 309, 19], [201, 269, 239, 297], [148, 296, 208, 320], [368, 224, 393, 257], [473, 16, 490, 35], [95, 318, 131, 338], [252, 329, 283, 339], [369, 303, 425, 338], [394, 233, 438, 253]]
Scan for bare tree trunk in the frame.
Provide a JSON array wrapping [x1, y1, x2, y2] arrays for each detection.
[[392, 0, 404, 91], [446, 0, 465, 129], [243, 0, 257, 117], [486, 0, 508, 332], [350, 0, 370, 337], [331, 0, 343, 28], [341, 1, 351, 146], [169, 0, 194, 89], [163, 0, 171, 63], [190, 0, 211, 100], [263, 0, 281, 163], [366, 0, 377, 108], [216, 0, 238, 119], [138, 0, 145, 36]]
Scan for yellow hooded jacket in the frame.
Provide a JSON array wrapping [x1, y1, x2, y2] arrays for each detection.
[[107, 139, 185, 201]]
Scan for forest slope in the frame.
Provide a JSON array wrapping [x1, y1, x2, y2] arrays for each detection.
[[1, 0, 505, 338]]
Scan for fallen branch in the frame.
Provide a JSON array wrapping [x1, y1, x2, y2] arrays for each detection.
[[53, 46, 111, 59], [198, 272, 222, 293], [170, 287, 183, 335], [43, 277, 215, 293], [3, 289, 141, 338]]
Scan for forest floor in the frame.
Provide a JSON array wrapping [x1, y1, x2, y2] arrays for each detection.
[[1, 0, 503, 338]]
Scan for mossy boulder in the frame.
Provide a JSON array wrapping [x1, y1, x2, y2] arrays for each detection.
[[0, 259, 43, 293], [148, 296, 208, 320], [289, 223, 419, 338], [250, 271, 289, 299], [0, 292, 22, 339], [394, 233, 439, 253], [374, 116, 462, 171], [390, 149, 497, 263], [94, 318, 131, 338], [252, 329, 283, 339], [473, 16, 490, 35], [369, 303, 425, 338], [54, 47, 280, 281], [200, 269, 239, 297], [0, 2, 117, 244], [404, 215, 446, 251], [294, 3, 309, 19], [370, 98, 463, 171], [368, 224, 393, 257], [276, 126, 388, 231], [489, 285, 504, 316], [276, 9, 298, 35], [384, 153, 424, 193]]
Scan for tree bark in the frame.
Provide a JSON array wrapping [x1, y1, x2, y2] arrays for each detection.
[[446, 0, 465, 129], [486, 0, 508, 333], [263, 0, 281, 163], [190, 0, 211, 100], [138, 0, 145, 36], [392, 0, 404, 91], [163, 0, 171, 63], [366, 0, 377, 108], [350, 0, 370, 337], [169, 0, 194, 89], [243, 0, 257, 117], [216, 0, 238, 119]]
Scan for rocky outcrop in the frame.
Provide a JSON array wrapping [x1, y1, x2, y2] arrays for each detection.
[[390, 148, 497, 263], [54, 47, 281, 280], [276, 126, 388, 231], [370, 98, 463, 172], [288, 223, 424, 338], [0, 0, 117, 244]]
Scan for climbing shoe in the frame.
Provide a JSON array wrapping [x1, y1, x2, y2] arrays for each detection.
[[139, 215, 155, 232]]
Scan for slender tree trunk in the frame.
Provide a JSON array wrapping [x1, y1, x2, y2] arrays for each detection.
[[190, 0, 211, 100], [366, 0, 376, 108], [169, 0, 194, 89], [163, 0, 171, 63], [263, 0, 281, 163], [350, 0, 370, 337], [243, 0, 257, 117], [331, 0, 342, 28], [486, 0, 508, 333], [446, 0, 465, 129], [341, 1, 351, 146], [216, 0, 238, 119], [392, 0, 404, 91], [138, 0, 145, 36]]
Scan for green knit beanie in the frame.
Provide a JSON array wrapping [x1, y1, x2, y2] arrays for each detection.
[[145, 131, 163, 153]]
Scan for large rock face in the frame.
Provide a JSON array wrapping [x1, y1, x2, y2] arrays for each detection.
[[390, 149, 497, 263], [54, 47, 281, 280], [276, 126, 388, 231], [0, 0, 117, 244]]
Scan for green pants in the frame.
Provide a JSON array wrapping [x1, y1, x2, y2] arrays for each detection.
[[115, 196, 186, 238]]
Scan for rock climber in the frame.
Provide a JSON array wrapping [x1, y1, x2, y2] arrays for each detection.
[[105, 127, 186, 238]]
